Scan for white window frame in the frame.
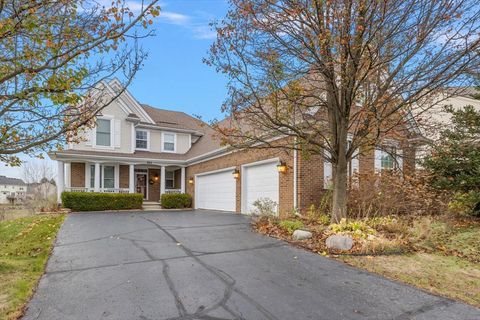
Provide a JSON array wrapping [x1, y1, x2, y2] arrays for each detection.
[[93, 115, 114, 149], [102, 165, 115, 189], [165, 170, 175, 189], [135, 129, 150, 151], [162, 132, 177, 153]]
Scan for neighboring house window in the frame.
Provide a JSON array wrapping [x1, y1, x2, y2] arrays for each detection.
[[90, 165, 95, 188], [165, 171, 174, 189], [96, 119, 111, 146], [163, 133, 175, 152], [103, 166, 115, 189], [136, 130, 148, 150]]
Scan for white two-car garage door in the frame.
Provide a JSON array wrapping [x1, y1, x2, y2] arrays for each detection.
[[242, 160, 279, 214], [195, 169, 236, 212]]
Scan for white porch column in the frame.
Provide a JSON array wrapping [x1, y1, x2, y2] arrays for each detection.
[[180, 167, 186, 193], [57, 161, 64, 203], [114, 164, 120, 189], [160, 166, 166, 196], [129, 164, 135, 193], [65, 163, 71, 188], [94, 163, 101, 192]]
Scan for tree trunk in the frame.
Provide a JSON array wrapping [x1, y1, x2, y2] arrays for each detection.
[[331, 151, 348, 223]]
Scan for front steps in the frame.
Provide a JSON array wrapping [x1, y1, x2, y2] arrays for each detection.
[[142, 201, 162, 211]]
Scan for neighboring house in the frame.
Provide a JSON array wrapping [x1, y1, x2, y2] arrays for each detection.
[[0, 176, 27, 204], [27, 181, 57, 200], [412, 87, 480, 166], [49, 79, 415, 215]]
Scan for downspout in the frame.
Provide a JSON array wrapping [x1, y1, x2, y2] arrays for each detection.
[[293, 137, 298, 210]]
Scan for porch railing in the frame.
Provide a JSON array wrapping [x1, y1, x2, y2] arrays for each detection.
[[65, 187, 130, 194]]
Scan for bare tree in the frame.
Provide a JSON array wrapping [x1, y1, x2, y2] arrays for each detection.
[[22, 160, 55, 184], [0, 0, 161, 165], [206, 0, 480, 222]]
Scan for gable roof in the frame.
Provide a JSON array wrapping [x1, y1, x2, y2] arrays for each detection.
[[140, 104, 224, 158], [0, 176, 26, 186]]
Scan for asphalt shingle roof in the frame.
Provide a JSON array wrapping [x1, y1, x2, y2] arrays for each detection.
[[0, 175, 26, 186]]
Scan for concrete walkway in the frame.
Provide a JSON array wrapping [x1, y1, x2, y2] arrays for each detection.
[[23, 210, 480, 320]]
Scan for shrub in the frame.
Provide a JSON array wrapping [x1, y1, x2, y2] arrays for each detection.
[[329, 218, 376, 238], [306, 204, 330, 225], [347, 171, 449, 218], [251, 197, 278, 216], [160, 193, 192, 209], [278, 219, 304, 234], [448, 191, 480, 217], [61, 192, 143, 211]]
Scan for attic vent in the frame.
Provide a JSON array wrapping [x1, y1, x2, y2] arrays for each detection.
[[156, 121, 178, 126]]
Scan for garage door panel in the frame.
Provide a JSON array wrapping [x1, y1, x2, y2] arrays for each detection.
[[196, 170, 236, 212], [242, 161, 279, 214]]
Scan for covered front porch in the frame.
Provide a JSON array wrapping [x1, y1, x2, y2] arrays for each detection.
[[56, 161, 186, 203]]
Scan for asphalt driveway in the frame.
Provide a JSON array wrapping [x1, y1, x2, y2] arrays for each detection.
[[23, 210, 480, 320]]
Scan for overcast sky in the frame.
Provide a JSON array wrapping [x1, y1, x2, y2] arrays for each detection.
[[0, 0, 229, 180]]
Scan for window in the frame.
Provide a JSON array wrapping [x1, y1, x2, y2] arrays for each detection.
[[163, 133, 175, 152], [103, 166, 115, 188], [90, 165, 95, 188], [381, 152, 394, 170], [165, 171, 174, 189], [136, 130, 148, 150], [380, 148, 396, 170], [96, 119, 111, 146]]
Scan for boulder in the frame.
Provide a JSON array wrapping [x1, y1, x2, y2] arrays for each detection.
[[292, 230, 313, 240], [326, 235, 354, 251]]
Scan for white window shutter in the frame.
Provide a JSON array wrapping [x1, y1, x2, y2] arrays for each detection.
[[85, 128, 93, 146], [324, 150, 333, 189], [114, 119, 121, 148], [351, 149, 360, 174], [374, 148, 382, 173], [396, 149, 403, 171]]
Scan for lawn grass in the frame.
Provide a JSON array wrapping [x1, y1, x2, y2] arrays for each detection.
[[340, 253, 480, 307], [0, 214, 64, 320]]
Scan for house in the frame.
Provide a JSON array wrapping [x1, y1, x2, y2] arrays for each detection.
[[49, 79, 414, 215], [412, 87, 480, 165], [27, 180, 57, 201], [0, 176, 27, 204]]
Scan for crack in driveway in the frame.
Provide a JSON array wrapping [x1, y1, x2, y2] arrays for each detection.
[[140, 216, 278, 320]]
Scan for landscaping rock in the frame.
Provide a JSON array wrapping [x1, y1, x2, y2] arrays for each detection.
[[326, 235, 354, 251], [292, 230, 313, 240]]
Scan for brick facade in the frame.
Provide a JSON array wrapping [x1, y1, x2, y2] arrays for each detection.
[[119, 165, 129, 188], [71, 163, 85, 187], [297, 154, 324, 211]]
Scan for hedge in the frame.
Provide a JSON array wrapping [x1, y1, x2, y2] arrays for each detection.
[[161, 193, 192, 209], [61, 192, 143, 211]]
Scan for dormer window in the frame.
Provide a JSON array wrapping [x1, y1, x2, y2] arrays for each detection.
[[96, 119, 111, 146], [135, 129, 149, 150], [162, 132, 176, 152]]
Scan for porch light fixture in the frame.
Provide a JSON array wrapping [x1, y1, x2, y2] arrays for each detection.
[[277, 161, 287, 173], [188, 177, 194, 185], [154, 174, 159, 182], [232, 169, 240, 180]]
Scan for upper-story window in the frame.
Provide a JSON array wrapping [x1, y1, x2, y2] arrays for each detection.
[[96, 119, 111, 146], [135, 130, 148, 150], [162, 133, 176, 152]]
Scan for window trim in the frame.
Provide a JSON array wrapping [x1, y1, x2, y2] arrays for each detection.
[[161, 132, 177, 153], [135, 129, 150, 151], [93, 115, 114, 149]]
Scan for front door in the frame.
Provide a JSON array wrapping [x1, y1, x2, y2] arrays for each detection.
[[135, 173, 147, 199]]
